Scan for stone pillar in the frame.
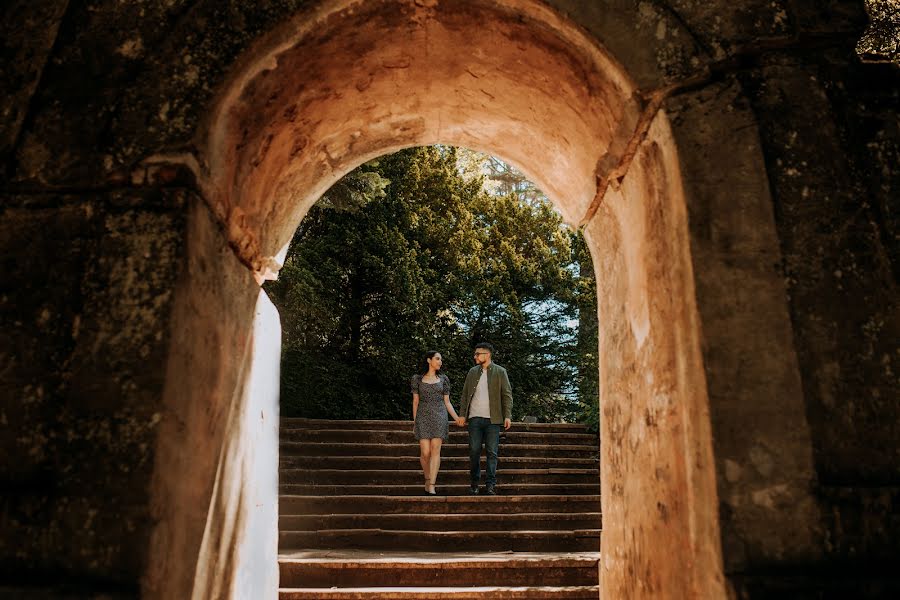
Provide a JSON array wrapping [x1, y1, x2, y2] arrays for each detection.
[[143, 200, 280, 600], [586, 115, 727, 599], [666, 78, 824, 586]]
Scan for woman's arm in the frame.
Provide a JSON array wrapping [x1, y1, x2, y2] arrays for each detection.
[[412, 393, 419, 420], [444, 395, 464, 426]]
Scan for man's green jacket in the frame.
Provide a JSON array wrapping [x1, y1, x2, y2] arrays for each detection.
[[460, 363, 513, 425]]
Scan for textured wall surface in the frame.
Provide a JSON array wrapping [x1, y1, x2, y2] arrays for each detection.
[[741, 51, 900, 582], [0, 0, 897, 598], [666, 77, 823, 573], [586, 116, 725, 598], [0, 191, 187, 596]]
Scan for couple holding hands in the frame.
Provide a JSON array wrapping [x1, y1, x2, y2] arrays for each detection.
[[411, 342, 513, 496]]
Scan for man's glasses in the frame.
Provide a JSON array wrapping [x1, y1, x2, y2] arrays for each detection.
[[474, 352, 489, 356]]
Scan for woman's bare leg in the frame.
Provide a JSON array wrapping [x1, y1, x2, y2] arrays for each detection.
[[419, 439, 432, 492], [428, 438, 443, 494]]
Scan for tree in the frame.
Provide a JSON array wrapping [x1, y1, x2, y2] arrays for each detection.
[[460, 151, 600, 428], [572, 232, 600, 432]]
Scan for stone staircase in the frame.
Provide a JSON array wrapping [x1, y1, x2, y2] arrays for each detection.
[[278, 418, 601, 599]]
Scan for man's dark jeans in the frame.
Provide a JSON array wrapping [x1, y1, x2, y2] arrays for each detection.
[[468, 416, 501, 487]]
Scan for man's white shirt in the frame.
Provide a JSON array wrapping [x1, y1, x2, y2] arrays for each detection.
[[469, 369, 492, 418]]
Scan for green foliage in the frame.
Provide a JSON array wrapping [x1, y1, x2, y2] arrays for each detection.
[[266, 146, 598, 423], [317, 169, 390, 212], [572, 232, 600, 433], [858, 0, 900, 63]]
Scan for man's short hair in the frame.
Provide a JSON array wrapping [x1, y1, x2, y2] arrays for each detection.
[[475, 342, 494, 355]]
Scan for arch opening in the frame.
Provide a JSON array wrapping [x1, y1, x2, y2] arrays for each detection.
[[269, 145, 600, 425], [149, 1, 726, 598]]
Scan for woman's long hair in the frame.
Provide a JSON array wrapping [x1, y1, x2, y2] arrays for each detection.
[[418, 351, 442, 376]]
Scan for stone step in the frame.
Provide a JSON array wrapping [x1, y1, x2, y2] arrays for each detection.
[[279, 585, 600, 599], [276, 418, 602, 598], [281, 455, 599, 470], [280, 468, 598, 485], [278, 551, 599, 587], [280, 494, 601, 515], [280, 483, 601, 496], [281, 443, 598, 459], [282, 418, 590, 434], [280, 512, 603, 532], [281, 429, 597, 446], [279, 529, 601, 552]]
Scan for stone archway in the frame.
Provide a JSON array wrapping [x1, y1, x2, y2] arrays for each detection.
[[148, 1, 733, 598]]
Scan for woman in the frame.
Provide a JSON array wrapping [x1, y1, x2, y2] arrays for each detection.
[[411, 351, 464, 495]]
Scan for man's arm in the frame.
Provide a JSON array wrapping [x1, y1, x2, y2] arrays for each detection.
[[500, 369, 513, 422]]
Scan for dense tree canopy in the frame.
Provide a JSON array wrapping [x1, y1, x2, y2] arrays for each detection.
[[265, 146, 599, 424]]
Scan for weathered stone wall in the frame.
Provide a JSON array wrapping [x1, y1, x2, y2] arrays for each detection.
[[741, 49, 900, 580], [557, 0, 900, 593], [736, 3, 899, 489], [1, 1, 289, 593], [0, 190, 187, 597], [665, 76, 824, 577], [0, 0, 897, 598]]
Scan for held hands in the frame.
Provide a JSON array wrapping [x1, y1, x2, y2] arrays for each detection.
[[503, 418, 511, 430], [456, 417, 466, 427]]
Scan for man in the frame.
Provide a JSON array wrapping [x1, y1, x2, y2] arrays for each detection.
[[459, 342, 513, 495]]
